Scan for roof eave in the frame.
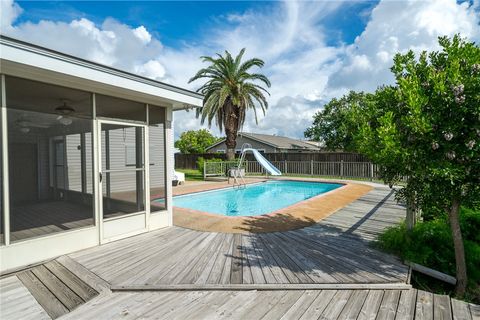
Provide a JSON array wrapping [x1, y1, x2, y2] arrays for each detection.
[[0, 35, 204, 109]]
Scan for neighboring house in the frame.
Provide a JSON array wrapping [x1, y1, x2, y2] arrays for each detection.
[[0, 36, 203, 272], [206, 132, 322, 154]]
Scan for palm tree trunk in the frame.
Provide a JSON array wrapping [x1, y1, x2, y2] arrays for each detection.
[[224, 108, 239, 161], [448, 198, 467, 297], [225, 128, 236, 160]]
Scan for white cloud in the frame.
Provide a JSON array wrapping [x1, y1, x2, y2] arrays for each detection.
[[327, 0, 480, 93], [133, 25, 151, 44], [1, 0, 479, 140], [134, 60, 166, 80], [0, 0, 22, 31]]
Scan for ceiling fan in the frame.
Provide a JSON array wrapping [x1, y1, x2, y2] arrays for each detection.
[[55, 100, 75, 125], [55, 99, 91, 126], [15, 115, 50, 133]]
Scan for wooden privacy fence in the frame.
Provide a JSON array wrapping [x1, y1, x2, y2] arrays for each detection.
[[176, 152, 370, 169], [204, 160, 380, 180]]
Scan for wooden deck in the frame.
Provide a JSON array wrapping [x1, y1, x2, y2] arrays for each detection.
[[0, 275, 50, 320], [1, 186, 479, 319], [59, 288, 480, 320], [0, 259, 100, 319], [68, 187, 408, 287]]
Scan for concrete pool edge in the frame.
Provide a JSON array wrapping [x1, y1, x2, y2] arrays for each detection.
[[173, 180, 374, 234]]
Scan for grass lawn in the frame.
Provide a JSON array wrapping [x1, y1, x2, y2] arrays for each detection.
[[176, 169, 204, 181], [176, 169, 385, 184]]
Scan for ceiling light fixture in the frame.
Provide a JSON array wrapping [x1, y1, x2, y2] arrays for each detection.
[[55, 100, 75, 115], [59, 117, 73, 126]]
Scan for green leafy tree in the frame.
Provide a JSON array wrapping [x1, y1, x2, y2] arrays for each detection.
[[189, 48, 271, 160], [352, 35, 480, 297], [174, 129, 221, 154], [304, 91, 370, 151]]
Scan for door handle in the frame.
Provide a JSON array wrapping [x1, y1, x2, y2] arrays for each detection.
[[99, 172, 103, 183]]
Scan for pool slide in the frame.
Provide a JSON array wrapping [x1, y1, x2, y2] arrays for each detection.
[[243, 148, 282, 176]]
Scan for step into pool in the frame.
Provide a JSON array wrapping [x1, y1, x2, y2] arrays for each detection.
[[168, 180, 343, 217]]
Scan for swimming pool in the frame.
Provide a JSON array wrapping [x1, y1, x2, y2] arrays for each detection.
[[168, 180, 343, 217]]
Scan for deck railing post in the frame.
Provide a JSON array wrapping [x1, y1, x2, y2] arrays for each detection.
[[340, 160, 344, 178], [310, 160, 314, 177], [284, 160, 287, 175], [370, 163, 374, 181]]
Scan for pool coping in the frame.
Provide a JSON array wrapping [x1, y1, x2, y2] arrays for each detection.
[[173, 178, 374, 234]]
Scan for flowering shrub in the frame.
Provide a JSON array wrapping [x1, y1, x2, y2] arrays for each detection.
[[352, 35, 480, 296]]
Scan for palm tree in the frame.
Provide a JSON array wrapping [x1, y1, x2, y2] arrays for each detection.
[[189, 48, 271, 160]]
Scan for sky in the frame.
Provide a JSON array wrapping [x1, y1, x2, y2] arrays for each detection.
[[1, 0, 480, 140]]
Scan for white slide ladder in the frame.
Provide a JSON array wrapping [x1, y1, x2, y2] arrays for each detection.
[[229, 143, 282, 187]]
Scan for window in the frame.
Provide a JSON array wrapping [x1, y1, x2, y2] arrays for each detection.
[[125, 142, 137, 166]]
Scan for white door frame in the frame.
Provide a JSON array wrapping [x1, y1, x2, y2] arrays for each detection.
[[96, 118, 150, 244]]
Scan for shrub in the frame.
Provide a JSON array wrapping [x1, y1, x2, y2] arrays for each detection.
[[377, 207, 480, 286], [196, 157, 223, 173]]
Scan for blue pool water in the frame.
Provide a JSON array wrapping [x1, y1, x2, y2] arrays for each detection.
[[168, 180, 343, 217]]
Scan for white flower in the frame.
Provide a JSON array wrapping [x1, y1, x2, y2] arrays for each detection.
[[444, 132, 454, 141], [432, 142, 439, 150], [466, 140, 476, 150], [446, 151, 456, 160], [472, 64, 480, 74], [452, 84, 464, 95], [455, 95, 465, 104]]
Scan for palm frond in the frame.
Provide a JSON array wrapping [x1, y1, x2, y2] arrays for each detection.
[[189, 48, 271, 135]]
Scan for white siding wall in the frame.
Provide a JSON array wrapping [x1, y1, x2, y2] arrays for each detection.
[[66, 134, 82, 192], [149, 124, 165, 189], [96, 126, 165, 194]]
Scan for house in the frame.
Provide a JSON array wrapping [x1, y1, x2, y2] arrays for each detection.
[[206, 132, 322, 154], [0, 36, 203, 272]]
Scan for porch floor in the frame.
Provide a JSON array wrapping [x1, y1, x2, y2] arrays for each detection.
[[9, 201, 94, 242]]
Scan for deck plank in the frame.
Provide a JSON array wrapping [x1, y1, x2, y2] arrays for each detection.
[[172, 232, 224, 284], [44, 260, 98, 302], [193, 232, 228, 285], [259, 233, 311, 283], [207, 234, 234, 284], [299, 289, 337, 319], [433, 293, 453, 320], [415, 290, 434, 320], [357, 289, 385, 320], [17, 271, 69, 319], [241, 235, 254, 284], [0, 276, 51, 320], [30, 265, 83, 311], [219, 234, 235, 284], [56, 256, 110, 294], [337, 289, 369, 319], [395, 288, 417, 320], [251, 233, 290, 283], [451, 298, 473, 320], [319, 289, 353, 319], [230, 234, 243, 284], [469, 303, 480, 320], [376, 289, 401, 320], [279, 290, 321, 320]]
